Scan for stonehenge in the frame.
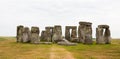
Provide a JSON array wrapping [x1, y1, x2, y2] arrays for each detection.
[[96, 25, 111, 44], [17, 25, 24, 42], [22, 27, 30, 43], [52, 25, 63, 43], [40, 30, 47, 41], [57, 38, 77, 46], [78, 22, 93, 44], [45, 27, 54, 42], [30, 27, 40, 44], [65, 26, 77, 42], [16, 21, 111, 45]]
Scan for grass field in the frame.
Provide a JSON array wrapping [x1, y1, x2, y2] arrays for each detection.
[[0, 37, 120, 59]]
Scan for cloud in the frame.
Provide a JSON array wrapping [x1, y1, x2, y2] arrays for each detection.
[[0, 0, 120, 38]]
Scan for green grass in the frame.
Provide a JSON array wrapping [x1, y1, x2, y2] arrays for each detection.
[[0, 37, 120, 59], [0, 37, 7, 41], [62, 40, 120, 59]]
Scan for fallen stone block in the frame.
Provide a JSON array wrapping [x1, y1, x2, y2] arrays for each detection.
[[39, 42, 52, 45]]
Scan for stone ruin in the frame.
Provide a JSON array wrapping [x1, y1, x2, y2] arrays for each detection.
[[78, 22, 93, 44], [96, 25, 111, 44], [16, 21, 111, 45], [30, 27, 40, 44], [17, 26, 31, 43], [40, 30, 46, 41], [17, 25, 24, 42], [22, 27, 31, 43], [65, 26, 77, 42], [40, 27, 53, 42], [52, 25, 63, 43]]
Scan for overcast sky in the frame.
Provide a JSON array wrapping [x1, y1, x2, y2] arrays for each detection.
[[0, 0, 120, 38]]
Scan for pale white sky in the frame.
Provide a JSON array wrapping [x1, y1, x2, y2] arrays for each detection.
[[0, 0, 120, 38]]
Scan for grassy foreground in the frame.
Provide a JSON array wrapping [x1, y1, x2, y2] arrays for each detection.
[[0, 37, 120, 59]]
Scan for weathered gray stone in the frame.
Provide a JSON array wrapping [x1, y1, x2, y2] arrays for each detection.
[[96, 25, 111, 44], [65, 26, 77, 42], [84, 34, 92, 44], [40, 31, 47, 41], [17, 25, 24, 42], [79, 22, 92, 25], [78, 21, 93, 44], [78, 24, 85, 43], [96, 28, 104, 44], [65, 26, 71, 41], [71, 38, 78, 42], [57, 38, 77, 46], [52, 25, 62, 43], [45, 27, 53, 42], [98, 25, 109, 28], [84, 23, 93, 44], [30, 26, 40, 44], [39, 42, 52, 45], [104, 28, 111, 44], [71, 27, 77, 42], [22, 27, 31, 43]]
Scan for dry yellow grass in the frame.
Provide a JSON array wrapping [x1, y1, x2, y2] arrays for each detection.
[[0, 37, 120, 59], [0, 37, 75, 59], [50, 45, 75, 59], [0, 37, 50, 59]]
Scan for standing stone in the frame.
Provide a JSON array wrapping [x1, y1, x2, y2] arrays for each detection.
[[96, 25, 111, 44], [22, 27, 31, 43], [78, 22, 93, 44], [65, 26, 70, 41], [78, 24, 85, 43], [71, 27, 77, 38], [45, 27, 53, 42], [96, 28, 104, 44], [30, 26, 40, 44], [104, 28, 111, 44], [17, 25, 24, 42], [40, 31, 47, 41], [84, 23, 92, 44], [71, 26, 77, 42], [65, 26, 77, 42], [52, 25, 62, 43]]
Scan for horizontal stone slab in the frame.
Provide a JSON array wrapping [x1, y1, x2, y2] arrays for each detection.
[[57, 42, 77, 46], [79, 21, 92, 25], [98, 25, 109, 28], [45, 27, 54, 29], [39, 42, 52, 44]]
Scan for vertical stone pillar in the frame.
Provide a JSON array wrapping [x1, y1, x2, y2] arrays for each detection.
[[96, 25, 111, 44], [71, 27, 77, 38], [84, 22, 93, 44], [17, 25, 24, 42], [71, 26, 77, 42], [104, 28, 111, 44], [96, 28, 104, 44], [78, 22, 86, 43], [22, 27, 31, 43], [45, 27, 51, 42], [78, 26, 81, 42], [30, 26, 40, 44], [52, 25, 62, 43], [45, 27, 53, 42], [78, 22, 93, 44], [65, 26, 70, 41], [96, 28, 99, 44], [40, 30, 46, 41]]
